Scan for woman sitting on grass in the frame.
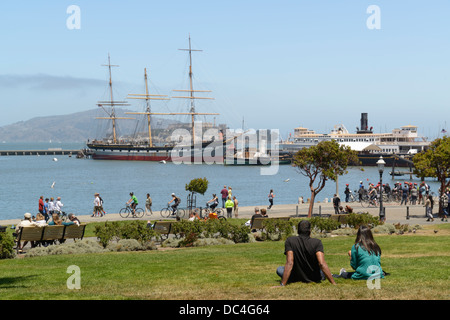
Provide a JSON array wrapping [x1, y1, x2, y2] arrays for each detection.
[[335, 225, 384, 280]]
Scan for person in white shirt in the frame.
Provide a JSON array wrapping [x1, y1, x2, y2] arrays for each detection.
[[93, 193, 102, 217], [15, 213, 38, 252], [54, 197, 64, 213], [48, 197, 55, 215]]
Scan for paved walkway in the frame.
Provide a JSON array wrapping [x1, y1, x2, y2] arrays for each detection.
[[2, 201, 447, 227]]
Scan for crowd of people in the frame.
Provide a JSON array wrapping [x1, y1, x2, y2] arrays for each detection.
[[14, 211, 81, 253], [38, 195, 65, 222]]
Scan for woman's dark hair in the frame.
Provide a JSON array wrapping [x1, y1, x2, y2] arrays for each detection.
[[354, 225, 381, 256]]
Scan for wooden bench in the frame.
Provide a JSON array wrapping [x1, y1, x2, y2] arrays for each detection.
[[152, 221, 176, 241], [16, 224, 87, 253], [250, 217, 290, 231]]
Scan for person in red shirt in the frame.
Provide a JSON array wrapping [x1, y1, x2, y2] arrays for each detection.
[[220, 185, 228, 208], [38, 196, 45, 214]]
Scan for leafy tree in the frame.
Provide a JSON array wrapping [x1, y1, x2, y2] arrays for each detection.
[[293, 140, 359, 217], [185, 177, 209, 211], [413, 136, 450, 214], [185, 177, 209, 195]]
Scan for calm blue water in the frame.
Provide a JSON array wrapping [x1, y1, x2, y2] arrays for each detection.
[[0, 143, 441, 221]]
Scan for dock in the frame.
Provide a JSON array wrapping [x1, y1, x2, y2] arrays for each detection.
[[0, 149, 81, 156]]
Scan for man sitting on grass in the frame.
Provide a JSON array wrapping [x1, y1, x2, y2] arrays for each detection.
[[275, 220, 336, 286]]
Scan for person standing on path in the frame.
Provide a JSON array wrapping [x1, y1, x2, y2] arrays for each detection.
[[425, 195, 434, 221], [38, 196, 45, 215], [344, 184, 350, 202], [333, 194, 341, 214], [145, 193, 153, 215], [220, 185, 228, 208], [233, 196, 239, 218], [225, 196, 234, 218], [268, 189, 275, 209]]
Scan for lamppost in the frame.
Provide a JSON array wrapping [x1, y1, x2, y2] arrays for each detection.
[[377, 156, 386, 222]]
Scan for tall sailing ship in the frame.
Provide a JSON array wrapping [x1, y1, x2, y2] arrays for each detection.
[[86, 37, 227, 162]]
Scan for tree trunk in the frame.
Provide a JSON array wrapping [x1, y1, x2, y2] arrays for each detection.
[[308, 192, 316, 218]]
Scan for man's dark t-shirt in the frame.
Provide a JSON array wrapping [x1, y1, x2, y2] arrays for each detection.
[[284, 234, 324, 283]]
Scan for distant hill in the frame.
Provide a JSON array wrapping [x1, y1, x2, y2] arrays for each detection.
[[0, 108, 183, 142]]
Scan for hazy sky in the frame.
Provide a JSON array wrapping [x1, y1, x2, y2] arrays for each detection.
[[1, 0, 449, 140]]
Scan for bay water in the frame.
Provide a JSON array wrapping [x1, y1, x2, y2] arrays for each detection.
[[0, 142, 440, 221]]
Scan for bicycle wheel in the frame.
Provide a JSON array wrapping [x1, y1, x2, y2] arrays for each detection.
[[135, 208, 144, 218], [201, 208, 211, 219], [361, 199, 369, 208], [160, 208, 171, 218], [119, 207, 130, 218], [176, 208, 186, 219], [218, 215, 227, 221]]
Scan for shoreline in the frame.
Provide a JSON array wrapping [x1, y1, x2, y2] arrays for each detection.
[[2, 202, 446, 227]]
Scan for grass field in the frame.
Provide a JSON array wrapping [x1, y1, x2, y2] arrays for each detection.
[[0, 223, 449, 301]]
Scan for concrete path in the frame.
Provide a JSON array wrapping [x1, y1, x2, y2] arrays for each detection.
[[2, 201, 447, 227]]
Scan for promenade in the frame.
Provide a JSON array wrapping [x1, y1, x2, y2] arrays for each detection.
[[1, 201, 446, 227]]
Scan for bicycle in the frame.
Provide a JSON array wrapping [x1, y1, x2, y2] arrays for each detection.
[[119, 204, 144, 218], [361, 196, 378, 208], [160, 205, 186, 219], [202, 203, 224, 218], [52, 210, 68, 222]]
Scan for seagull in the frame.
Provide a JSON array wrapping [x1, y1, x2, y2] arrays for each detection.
[[160, 160, 166, 164], [284, 178, 290, 182], [51, 181, 55, 188], [53, 158, 58, 162]]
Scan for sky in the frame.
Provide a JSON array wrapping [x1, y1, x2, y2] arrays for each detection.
[[1, 0, 449, 140]]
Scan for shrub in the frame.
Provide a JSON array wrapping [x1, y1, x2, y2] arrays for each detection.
[[94, 221, 156, 247], [0, 232, 16, 259], [346, 213, 381, 229], [309, 217, 341, 233], [107, 239, 156, 252], [25, 239, 105, 257], [261, 219, 294, 241], [193, 238, 235, 247]]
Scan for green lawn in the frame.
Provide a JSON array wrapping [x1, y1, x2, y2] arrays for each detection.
[[0, 224, 449, 300]]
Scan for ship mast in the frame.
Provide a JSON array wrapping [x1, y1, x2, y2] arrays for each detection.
[[172, 35, 218, 143], [126, 68, 170, 147], [96, 54, 133, 144]]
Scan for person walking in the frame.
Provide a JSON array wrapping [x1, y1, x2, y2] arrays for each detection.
[[440, 192, 448, 222], [145, 193, 153, 215], [92, 193, 102, 217], [220, 186, 228, 208], [225, 196, 234, 219], [425, 195, 434, 221], [268, 189, 275, 209]]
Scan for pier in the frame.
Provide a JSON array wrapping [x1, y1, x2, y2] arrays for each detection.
[[0, 149, 81, 156]]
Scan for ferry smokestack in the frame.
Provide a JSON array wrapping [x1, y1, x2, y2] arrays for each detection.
[[357, 113, 372, 134]]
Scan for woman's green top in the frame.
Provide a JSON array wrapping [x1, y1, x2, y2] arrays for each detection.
[[350, 244, 384, 280]]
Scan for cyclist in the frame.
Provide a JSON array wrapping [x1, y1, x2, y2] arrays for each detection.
[[168, 193, 181, 215], [368, 185, 378, 205], [206, 194, 219, 210], [126, 192, 138, 216]]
